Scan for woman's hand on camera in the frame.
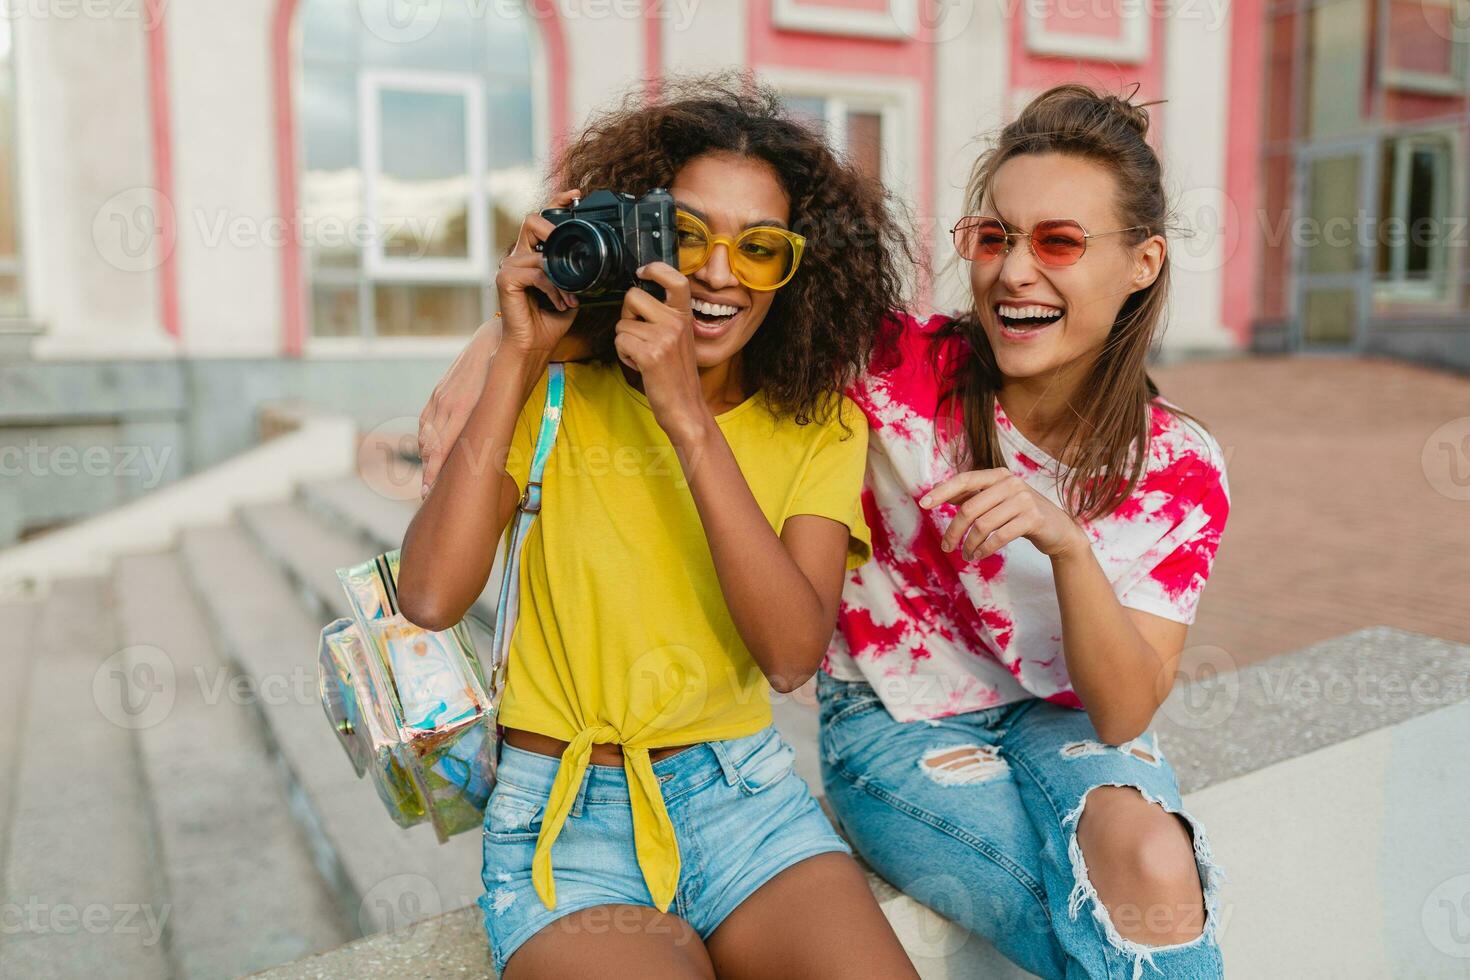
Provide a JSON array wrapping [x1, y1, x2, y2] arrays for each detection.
[[494, 188, 582, 358], [614, 262, 707, 439]]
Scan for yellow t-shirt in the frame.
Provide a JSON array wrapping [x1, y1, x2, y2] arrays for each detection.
[[499, 360, 871, 913]]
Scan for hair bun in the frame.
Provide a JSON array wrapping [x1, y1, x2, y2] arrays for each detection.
[[1099, 91, 1152, 138]]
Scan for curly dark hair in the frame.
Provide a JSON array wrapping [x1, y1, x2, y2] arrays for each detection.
[[547, 71, 915, 426]]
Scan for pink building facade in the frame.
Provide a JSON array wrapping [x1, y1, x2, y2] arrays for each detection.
[[1, 0, 1464, 540]]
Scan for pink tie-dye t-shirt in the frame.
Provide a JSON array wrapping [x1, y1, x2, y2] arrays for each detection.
[[822, 311, 1231, 722]]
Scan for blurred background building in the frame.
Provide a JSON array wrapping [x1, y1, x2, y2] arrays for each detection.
[[0, 0, 1466, 537], [5, 6, 1470, 978]]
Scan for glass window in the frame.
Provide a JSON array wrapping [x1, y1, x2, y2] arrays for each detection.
[[1303, 152, 1363, 276], [301, 66, 359, 272], [374, 84, 473, 261], [0, 19, 23, 318], [299, 0, 537, 340], [1305, 0, 1371, 139], [1375, 131, 1459, 301], [373, 282, 483, 337], [779, 94, 889, 185], [1303, 287, 1358, 345], [357, 0, 481, 72]]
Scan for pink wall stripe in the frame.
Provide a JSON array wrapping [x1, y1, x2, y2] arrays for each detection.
[[643, 1, 662, 99], [1222, 0, 1264, 345], [144, 0, 180, 341], [271, 0, 305, 357]]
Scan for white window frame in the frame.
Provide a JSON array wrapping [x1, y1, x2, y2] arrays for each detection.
[[1025, 0, 1149, 64], [1373, 129, 1460, 305], [358, 69, 489, 284], [771, 0, 918, 40], [764, 68, 920, 207]]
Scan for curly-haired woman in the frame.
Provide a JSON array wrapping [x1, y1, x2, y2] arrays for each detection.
[[396, 74, 920, 980]]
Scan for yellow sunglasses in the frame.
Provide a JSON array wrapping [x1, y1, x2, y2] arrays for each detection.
[[674, 210, 806, 291]]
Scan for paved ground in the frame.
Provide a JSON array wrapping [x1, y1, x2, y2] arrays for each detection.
[[1152, 353, 1470, 672]]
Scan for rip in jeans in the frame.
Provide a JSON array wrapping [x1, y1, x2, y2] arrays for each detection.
[[918, 744, 1009, 785], [1061, 784, 1226, 980], [1060, 731, 1163, 767]]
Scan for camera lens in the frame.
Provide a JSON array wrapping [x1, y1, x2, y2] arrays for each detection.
[[543, 219, 621, 294]]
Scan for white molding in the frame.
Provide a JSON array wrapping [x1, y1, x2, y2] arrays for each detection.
[[28, 332, 184, 360], [358, 69, 489, 284], [771, 0, 918, 39], [303, 334, 480, 358], [1025, 0, 1149, 64]]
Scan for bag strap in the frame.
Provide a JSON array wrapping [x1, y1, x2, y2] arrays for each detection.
[[489, 362, 565, 676]]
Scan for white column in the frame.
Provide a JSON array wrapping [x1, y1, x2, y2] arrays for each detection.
[[168, 0, 280, 356], [17, 7, 167, 358], [562, 4, 644, 129], [1160, 0, 1237, 352], [929, 0, 1009, 316], [661, 0, 746, 76]]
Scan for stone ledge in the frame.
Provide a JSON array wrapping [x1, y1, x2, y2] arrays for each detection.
[[1153, 626, 1470, 794], [251, 626, 1470, 978]]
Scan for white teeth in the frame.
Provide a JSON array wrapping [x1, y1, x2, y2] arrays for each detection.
[[996, 304, 1064, 321], [692, 299, 739, 318]]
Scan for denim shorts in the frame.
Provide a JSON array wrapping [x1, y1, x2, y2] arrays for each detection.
[[476, 724, 850, 974]]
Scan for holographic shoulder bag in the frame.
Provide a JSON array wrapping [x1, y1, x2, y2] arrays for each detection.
[[315, 363, 565, 841]]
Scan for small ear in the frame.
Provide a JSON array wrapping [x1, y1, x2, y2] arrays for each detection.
[[1133, 235, 1166, 290]]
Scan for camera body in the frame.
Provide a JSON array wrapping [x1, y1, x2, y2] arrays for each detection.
[[538, 189, 677, 306]]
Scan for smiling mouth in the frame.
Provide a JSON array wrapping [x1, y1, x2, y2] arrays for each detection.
[[994, 303, 1065, 335], [692, 297, 742, 332]]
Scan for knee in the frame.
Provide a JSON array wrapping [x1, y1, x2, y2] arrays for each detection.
[[1074, 787, 1205, 941], [1078, 787, 1197, 887]]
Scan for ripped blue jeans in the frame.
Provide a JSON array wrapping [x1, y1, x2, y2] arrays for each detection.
[[817, 672, 1224, 980]]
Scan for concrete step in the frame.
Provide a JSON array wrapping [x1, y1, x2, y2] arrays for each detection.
[[0, 599, 40, 876], [243, 496, 503, 626], [177, 523, 485, 936], [112, 550, 349, 977], [0, 577, 170, 979], [297, 475, 415, 555]]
